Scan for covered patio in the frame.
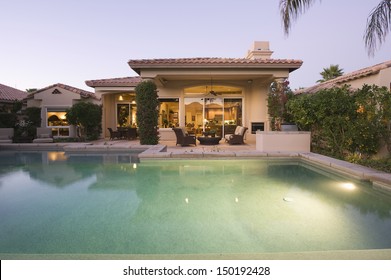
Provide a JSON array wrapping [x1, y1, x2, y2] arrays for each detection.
[[86, 41, 302, 142]]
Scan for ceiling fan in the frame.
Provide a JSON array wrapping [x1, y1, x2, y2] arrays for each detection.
[[207, 78, 220, 96]]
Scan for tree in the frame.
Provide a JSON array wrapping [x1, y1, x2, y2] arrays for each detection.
[[317, 64, 344, 83], [135, 80, 159, 145], [280, 0, 391, 55], [66, 102, 102, 140]]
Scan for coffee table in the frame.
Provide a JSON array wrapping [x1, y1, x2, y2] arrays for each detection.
[[197, 136, 222, 145]]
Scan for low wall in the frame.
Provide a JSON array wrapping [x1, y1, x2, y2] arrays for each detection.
[[158, 129, 176, 141], [256, 131, 311, 152]]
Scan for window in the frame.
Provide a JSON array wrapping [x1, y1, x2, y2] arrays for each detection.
[[224, 99, 242, 135], [115, 94, 137, 128], [158, 98, 179, 128], [47, 109, 69, 137], [184, 97, 243, 136]]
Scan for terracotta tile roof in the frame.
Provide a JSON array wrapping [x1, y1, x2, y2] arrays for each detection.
[[296, 60, 391, 94], [85, 76, 142, 88], [0, 83, 27, 102], [128, 57, 303, 73], [29, 83, 99, 100]]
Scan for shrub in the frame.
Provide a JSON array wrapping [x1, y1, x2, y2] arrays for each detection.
[[66, 102, 102, 141], [135, 80, 159, 145], [25, 107, 41, 127], [0, 112, 17, 128], [287, 85, 391, 158]]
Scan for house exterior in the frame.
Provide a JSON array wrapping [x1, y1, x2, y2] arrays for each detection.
[[26, 83, 99, 138], [0, 83, 27, 112], [86, 41, 303, 142], [296, 60, 391, 94]]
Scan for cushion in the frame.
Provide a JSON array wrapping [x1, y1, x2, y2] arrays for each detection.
[[238, 127, 245, 136], [234, 126, 242, 135], [181, 128, 187, 136]]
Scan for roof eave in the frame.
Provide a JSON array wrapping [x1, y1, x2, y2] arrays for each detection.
[[128, 63, 303, 75]]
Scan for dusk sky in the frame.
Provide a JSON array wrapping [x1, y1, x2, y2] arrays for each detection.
[[1, 0, 390, 92]]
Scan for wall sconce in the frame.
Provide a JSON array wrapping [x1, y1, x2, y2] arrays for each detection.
[[118, 95, 124, 101]]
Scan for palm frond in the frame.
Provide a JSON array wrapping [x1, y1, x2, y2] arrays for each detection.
[[364, 0, 391, 56], [280, 0, 317, 35]]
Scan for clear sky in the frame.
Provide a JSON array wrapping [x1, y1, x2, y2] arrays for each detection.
[[1, 0, 390, 92]]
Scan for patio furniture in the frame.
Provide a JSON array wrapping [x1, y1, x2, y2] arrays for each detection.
[[172, 127, 196, 146], [108, 128, 121, 140], [126, 127, 138, 140], [224, 126, 248, 145], [197, 136, 221, 145], [33, 127, 54, 143], [0, 128, 14, 143]]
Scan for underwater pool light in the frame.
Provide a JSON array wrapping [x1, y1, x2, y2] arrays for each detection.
[[340, 182, 356, 191]]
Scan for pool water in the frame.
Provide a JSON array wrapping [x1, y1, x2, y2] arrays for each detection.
[[0, 151, 391, 255]]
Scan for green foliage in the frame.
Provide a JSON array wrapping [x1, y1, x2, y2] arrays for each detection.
[[11, 101, 23, 113], [135, 80, 159, 145], [25, 107, 41, 127], [317, 64, 344, 83], [0, 112, 17, 128], [66, 102, 102, 141], [352, 157, 391, 173], [287, 84, 391, 158], [267, 79, 294, 130]]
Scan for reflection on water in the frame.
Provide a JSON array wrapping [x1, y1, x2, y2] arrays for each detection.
[[0, 152, 391, 255]]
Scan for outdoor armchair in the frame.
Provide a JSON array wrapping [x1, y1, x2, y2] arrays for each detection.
[[224, 126, 248, 145], [172, 127, 196, 146]]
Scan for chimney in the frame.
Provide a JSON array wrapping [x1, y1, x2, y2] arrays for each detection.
[[246, 41, 273, 60]]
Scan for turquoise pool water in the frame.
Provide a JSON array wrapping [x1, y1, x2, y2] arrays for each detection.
[[0, 151, 391, 255]]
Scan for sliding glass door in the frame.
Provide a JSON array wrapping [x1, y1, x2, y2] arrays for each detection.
[[184, 97, 242, 136]]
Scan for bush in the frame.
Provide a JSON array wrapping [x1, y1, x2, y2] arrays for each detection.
[[287, 85, 391, 158], [25, 107, 41, 127], [135, 80, 159, 145], [0, 112, 17, 128], [66, 102, 102, 141]]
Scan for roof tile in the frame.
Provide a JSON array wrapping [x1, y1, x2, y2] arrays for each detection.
[[85, 76, 142, 88], [128, 57, 303, 73], [30, 83, 99, 100], [0, 83, 27, 102], [296, 60, 391, 94]]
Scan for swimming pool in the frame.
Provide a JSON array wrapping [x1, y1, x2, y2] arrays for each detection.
[[0, 151, 391, 257]]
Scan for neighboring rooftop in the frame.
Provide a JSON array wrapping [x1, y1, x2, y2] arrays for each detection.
[[28, 83, 99, 100], [0, 83, 27, 102], [85, 77, 142, 88], [296, 60, 391, 94]]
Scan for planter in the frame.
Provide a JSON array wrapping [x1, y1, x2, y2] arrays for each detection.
[[281, 123, 298, 131], [256, 131, 311, 152]]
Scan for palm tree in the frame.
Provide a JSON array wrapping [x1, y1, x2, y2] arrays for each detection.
[[280, 0, 391, 55], [317, 64, 344, 83]]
